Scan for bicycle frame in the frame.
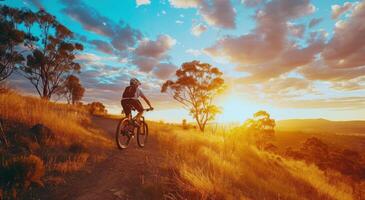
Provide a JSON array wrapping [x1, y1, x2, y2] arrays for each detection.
[[115, 108, 152, 149]]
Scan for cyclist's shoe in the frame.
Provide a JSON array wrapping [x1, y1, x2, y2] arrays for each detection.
[[122, 128, 131, 137]]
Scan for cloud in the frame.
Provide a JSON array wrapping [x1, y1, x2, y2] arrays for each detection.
[[136, 0, 151, 7], [186, 49, 202, 56], [169, 0, 236, 29], [259, 77, 314, 99], [322, 2, 365, 69], [308, 17, 322, 28], [191, 23, 207, 36], [133, 35, 177, 75], [169, 0, 199, 8], [233, 77, 315, 101], [241, 0, 265, 7], [90, 40, 114, 54], [331, 78, 365, 91], [299, 61, 365, 81], [199, 0, 236, 29], [135, 35, 176, 59], [60, 0, 142, 52], [153, 63, 178, 79], [206, 0, 316, 82], [275, 97, 365, 109], [331, 2, 354, 19], [132, 56, 159, 72], [288, 23, 305, 38], [75, 53, 118, 67]]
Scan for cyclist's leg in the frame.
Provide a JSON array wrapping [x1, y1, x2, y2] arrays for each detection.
[[132, 100, 144, 124], [121, 99, 132, 119]]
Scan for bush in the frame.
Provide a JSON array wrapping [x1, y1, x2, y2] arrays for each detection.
[[29, 124, 55, 145], [68, 142, 86, 154], [0, 154, 45, 199]]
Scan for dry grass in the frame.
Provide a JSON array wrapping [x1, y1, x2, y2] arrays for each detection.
[[151, 123, 363, 200], [0, 91, 113, 198], [0, 91, 112, 147], [48, 153, 90, 174]]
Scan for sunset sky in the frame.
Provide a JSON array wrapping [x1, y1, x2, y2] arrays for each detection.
[[3, 0, 365, 122]]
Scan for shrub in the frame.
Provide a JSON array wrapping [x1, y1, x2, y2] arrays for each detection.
[[0, 155, 45, 199], [28, 124, 55, 145], [68, 142, 86, 154], [182, 119, 188, 130]]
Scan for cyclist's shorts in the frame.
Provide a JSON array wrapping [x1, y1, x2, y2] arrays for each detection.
[[121, 99, 143, 116]]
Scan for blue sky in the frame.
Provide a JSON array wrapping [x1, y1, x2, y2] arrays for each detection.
[[3, 0, 365, 122]]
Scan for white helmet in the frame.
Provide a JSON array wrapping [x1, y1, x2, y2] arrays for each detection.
[[130, 78, 141, 86]]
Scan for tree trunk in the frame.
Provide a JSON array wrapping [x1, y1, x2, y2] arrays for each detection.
[[0, 120, 9, 147], [196, 119, 205, 132], [42, 84, 49, 100], [199, 125, 205, 132]]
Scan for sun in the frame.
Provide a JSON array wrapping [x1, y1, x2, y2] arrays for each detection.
[[216, 92, 263, 123]]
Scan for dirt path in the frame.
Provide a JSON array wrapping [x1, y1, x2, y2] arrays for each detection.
[[39, 116, 175, 200]]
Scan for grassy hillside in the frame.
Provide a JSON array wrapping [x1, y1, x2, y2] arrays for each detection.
[[0, 91, 112, 198], [277, 119, 365, 135], [151, 123, 364, 200]]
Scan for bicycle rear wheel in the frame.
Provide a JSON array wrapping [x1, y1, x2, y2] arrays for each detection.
[[116, 118, 132, 149], [137, 121, 148, 148]]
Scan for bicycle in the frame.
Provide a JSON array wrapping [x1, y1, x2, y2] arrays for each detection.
[[115, 108, 153, 149]]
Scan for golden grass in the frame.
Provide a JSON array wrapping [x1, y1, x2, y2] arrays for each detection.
[[151, 123, 362, 200], [0, 91, 112, 148], [0, 91, 113, 197], [49, 153, 90, 174]]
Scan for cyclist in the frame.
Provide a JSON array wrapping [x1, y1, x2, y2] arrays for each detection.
[[121, 78, 153, 127]]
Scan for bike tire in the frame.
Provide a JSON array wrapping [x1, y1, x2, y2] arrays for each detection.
[[137, 121, 148, 148], [116, 118, 131, 149]]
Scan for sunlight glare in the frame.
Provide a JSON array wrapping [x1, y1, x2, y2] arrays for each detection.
[[216, 93, 262, 123]]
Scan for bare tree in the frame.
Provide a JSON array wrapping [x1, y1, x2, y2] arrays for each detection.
[[161, 60, 224, 132]]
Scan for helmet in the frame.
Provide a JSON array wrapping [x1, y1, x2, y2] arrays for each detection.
[[130, 78, 141, 86]]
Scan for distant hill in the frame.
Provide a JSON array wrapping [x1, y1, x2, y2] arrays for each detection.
[[276, 119, 365, 135]]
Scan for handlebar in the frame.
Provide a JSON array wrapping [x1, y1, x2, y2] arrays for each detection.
[[144, 108, 154, 112], [121, 108, 153, 115]]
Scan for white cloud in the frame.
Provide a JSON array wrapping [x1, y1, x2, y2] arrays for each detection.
[[169, 0, 199, 8], [136, 0, 151, 7], [169, 0, 236, 29], [331, 2, 353, 19], [186, 49, 202, 56], [191, 23, 207, 36]]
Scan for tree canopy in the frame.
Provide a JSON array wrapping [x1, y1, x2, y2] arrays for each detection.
[[243, 110, 276, 148], [161, 60, 224, 131], [0, 6, 26, 81], [61, 75, 85, 104], [0, 6, 83, 100]]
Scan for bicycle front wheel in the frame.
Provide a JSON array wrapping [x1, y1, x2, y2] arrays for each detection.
[[137, 121, 148, 148], [116, 118, 131, 149]]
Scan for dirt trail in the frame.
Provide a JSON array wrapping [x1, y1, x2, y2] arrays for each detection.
[[39, 116, 174, 200]]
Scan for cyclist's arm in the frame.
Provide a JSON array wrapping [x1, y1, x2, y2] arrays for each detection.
[[140, 93, 152, 108]]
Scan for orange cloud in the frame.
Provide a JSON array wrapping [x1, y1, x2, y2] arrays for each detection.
[[206, 0, 316, 82]]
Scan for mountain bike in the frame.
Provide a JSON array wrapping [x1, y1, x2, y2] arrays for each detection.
[[115, 108, 153, 149]]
